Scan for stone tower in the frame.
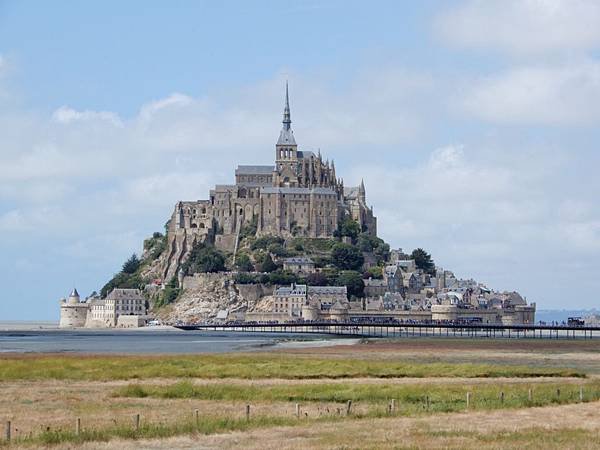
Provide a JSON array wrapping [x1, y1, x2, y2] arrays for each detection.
[[59, 288, 88, 328], [274, 82, 300, 187]]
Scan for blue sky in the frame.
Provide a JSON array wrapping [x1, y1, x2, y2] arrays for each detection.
[[1, 0, 600, 320]]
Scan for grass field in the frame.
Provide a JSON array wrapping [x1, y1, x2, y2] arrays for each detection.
[[0, 353, 585, 381], [1, 340, 599, 449]]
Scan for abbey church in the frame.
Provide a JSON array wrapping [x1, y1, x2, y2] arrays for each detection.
[[163, 84, 377, 280]]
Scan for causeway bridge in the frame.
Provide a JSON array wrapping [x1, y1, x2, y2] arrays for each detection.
[[175, 322, 600, 339]]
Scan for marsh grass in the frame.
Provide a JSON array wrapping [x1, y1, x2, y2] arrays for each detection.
[[114, 380, 600, 413], [0, 414, 302, 447], [0, 354, 584, 381]]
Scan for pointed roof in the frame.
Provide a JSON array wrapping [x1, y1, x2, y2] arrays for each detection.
[[359, 179, 365, 194], [277, 81, 296, 146], [70, 288, 80, 298]]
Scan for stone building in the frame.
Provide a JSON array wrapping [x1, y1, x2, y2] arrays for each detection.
[[59, 288, 88, 328], [162, 83, 377, 281], [86, 288, 147, 328], [59, 288, 147, 328], [283, 256, 315, 274]]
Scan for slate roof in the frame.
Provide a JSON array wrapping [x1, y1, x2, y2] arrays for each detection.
[[261, 186, 337, 195], [235, 165, 274, 175]]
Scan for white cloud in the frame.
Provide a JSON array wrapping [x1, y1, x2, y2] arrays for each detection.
[[459, 61, 600, 125], [435, 0, 600, 56], [52, 106, 123, 127]]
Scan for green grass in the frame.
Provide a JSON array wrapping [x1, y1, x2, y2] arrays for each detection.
[[115, 380, 600, 412], [0, 354, 585, 381], [0, 414, 303, 447]]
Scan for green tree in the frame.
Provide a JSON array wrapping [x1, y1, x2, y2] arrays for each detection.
[[260, 254, 277, 273], [100, 272, 143, 298], [337, 270, 365, 299], [155, 277, 180, 307], [235, 253, 254, 272], [411, 248, 435, 275], [268, 243, 288, 257], [239, 216, 258, 241], [122, 254, 141, 274], [339, 217, 361, 240], [184, 242, 226, 274], [306, 272, 328, 286], [363, 266, 383, 279], [331, 243, 364, 271]]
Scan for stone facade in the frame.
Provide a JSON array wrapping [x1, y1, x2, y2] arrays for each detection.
[[161, 84, 377, 281], [59, 288, 147, 328], [283, 257, 315, 274], [59, 289, 88, 328]]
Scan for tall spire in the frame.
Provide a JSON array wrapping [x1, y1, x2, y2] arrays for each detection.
[[283, 80, 291, 131], [277, 81, 296, 145]]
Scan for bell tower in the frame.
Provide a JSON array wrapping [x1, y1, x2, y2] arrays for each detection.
[[275, 82, 299, 186]]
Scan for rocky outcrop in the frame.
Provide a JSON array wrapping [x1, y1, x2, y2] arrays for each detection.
[[154, 272, 272, 323]]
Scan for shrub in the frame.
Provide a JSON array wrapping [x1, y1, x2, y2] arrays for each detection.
[[337, 270, 365, 299], [100, 272, 143, 298], [155, 277, 180, 307], [306, 272, 329, 286], [183, 242, 226, 274], [331, 243, 364, 271], [338, 217, 361, 240], [239, 216, 258, 241], [268, 243, 288, 257], [234, 273, 261, 284], [363, 266, 383, 279], [251, 235, 284, 251], [259, 254, 278, 273], [235, 253, 254, 272], [267, 270, 298, 285]]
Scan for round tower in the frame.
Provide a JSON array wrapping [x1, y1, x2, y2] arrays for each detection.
[[59, 288, 88, 328]]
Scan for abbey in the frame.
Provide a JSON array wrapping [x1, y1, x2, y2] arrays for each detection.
[[163, 84, 376, 280]]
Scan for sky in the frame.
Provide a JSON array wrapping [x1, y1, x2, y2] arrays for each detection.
[[1, 0, 599, 320]]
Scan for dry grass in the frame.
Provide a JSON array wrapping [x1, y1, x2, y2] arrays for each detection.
[[26, 400, 600, 450], [1, 341, 599, 448]]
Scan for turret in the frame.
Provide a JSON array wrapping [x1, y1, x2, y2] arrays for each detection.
[[359, 179, 366, 203]]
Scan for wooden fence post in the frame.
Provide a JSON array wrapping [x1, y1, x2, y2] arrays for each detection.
[[75, 417, 81, 435], [556, 388, 561, 400], [426, 396, 430, 410], [245, 404, 250, 421], [528, 389, 532, 402], [466, 392, 471, 409], [195, 409, 199, 426], [134, 414, 140, 431], [295, 403, 300, 418], [500, 392, 504, 404], [391, 399, 396, 414], [4, 421, 10, 442], [346, 400, 352, 415], [580, 387, 584, 402]]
